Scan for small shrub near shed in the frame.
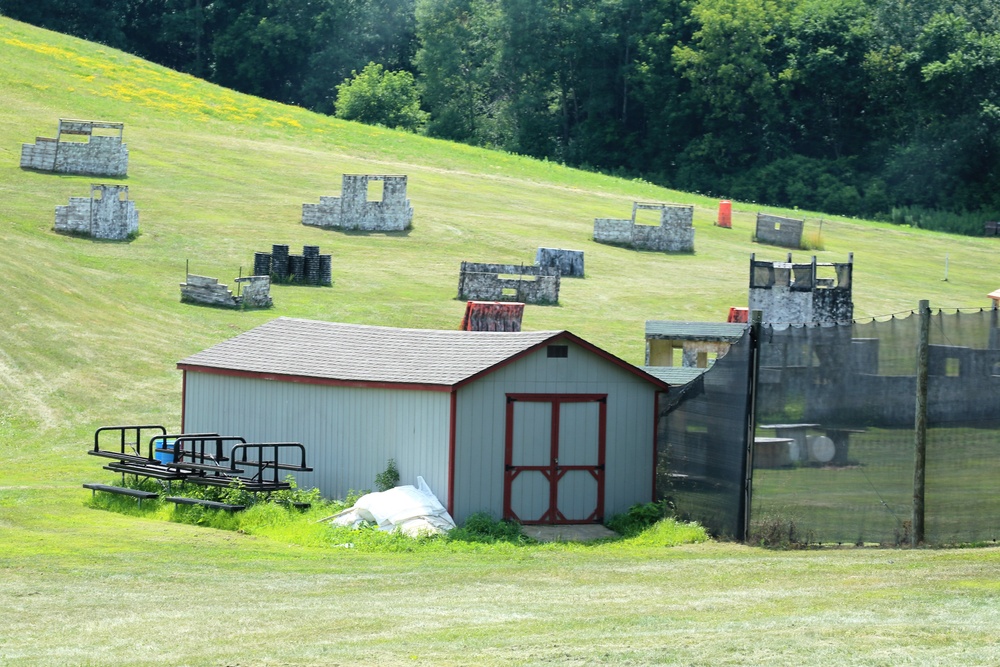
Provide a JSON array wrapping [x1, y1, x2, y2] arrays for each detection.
[[606, 500, 673, 538]]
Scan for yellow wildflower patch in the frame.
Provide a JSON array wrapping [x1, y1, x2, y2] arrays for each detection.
[[3, 37, 78, 61], [269, 116, 303, 128]]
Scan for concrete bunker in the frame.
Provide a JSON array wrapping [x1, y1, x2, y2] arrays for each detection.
[[755, 213, 804, 249], [254, 245, 332, 286], [21, 119, 128, 177], [54, 184, 138, 240], [457, 262, 560, 305], [302, 174, 413, 231], [180, 273, 273, 309], [535, 248, 585, 277], [748, 252, 854, 327], [593, 202, 694, 252]]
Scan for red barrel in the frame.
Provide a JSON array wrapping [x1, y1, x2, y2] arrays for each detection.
[[717, 200, 732, 228]]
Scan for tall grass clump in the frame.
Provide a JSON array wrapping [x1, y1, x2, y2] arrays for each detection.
[[615, 518, 709, 548], [800, 227, 825, 251], [748, 513, 814, 549], [606, 501, 672, 538], [605, 501, 708, 547]]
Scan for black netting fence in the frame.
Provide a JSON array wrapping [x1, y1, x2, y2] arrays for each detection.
[[656, 329, 753, 539], [659, 307, 1000, 546], [925, 309, 1000, 544]]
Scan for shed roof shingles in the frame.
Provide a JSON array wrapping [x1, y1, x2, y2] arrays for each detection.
[[178, 318, 561, 386]]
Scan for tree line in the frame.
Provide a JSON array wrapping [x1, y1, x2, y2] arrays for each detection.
[[5, 0, 999, 233]]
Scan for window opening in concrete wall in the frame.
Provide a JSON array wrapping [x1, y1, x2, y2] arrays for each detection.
[[367, 179, 384, 202], [946, 358, 960, 377], [816, 264, 838, 287], [547, 345, 568, 358], [634, 208, 662, 226], [673, 347, 684, 366], [502, 287, 518, 297]]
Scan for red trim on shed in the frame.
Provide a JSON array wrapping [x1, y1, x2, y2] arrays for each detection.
[[503, 393, 608, 525], [595, 398, 608, 522], [178, 328, 669, 395], [506, 393, 607, 403], [454, 333, 670, 392], [503, 397, 516, 521], [447, 390, 457, 517]]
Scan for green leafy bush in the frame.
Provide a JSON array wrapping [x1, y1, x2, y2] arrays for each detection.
[[374, 459, 400, 492], [335, 63, 428, 132]]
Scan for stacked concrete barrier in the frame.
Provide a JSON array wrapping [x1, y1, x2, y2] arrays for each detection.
[[302, 175, 413, 231], [21, 119, 128, 177], [54, 185, 138, 240], [457, 262, 560, 305], [535, 248, 585, 277], [593, 202, 694, 252]]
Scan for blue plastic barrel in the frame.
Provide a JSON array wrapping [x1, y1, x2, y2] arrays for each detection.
[[153, 438, 177, 464]]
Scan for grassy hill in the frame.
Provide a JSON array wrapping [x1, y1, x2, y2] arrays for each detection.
[[2, 18, 999, 666], [3, 16, 998, 458]]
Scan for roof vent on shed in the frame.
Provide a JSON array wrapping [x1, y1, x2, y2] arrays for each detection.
[[547, 345, 568, 358]]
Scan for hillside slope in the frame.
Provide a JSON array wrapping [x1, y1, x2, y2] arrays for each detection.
[[0, 17, 996, 478]]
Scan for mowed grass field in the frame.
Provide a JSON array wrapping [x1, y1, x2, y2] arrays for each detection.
[[1, 17, 999, 666]]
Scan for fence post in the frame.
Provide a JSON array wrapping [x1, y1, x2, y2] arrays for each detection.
[[739, 309, 763, 543], [912, 299, 930, 546]]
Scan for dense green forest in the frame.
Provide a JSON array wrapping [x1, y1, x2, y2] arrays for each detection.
[[4, 0, 999, 232]]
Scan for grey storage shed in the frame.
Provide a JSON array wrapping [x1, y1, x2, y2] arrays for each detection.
[[178, 318, 670, 524]]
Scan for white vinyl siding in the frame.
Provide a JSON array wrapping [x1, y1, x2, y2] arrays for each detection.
[[184, 373, 451, 503]]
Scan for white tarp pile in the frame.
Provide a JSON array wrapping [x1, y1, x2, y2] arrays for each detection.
[[329, 476, 456, 536]]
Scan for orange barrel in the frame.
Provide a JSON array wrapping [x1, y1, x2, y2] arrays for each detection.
[[717, 200, 732, 228]]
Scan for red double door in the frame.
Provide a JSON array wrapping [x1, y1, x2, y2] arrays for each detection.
[[503, 394, 607, 524]]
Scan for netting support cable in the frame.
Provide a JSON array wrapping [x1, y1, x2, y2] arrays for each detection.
[[857, 465, 905, 529]]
